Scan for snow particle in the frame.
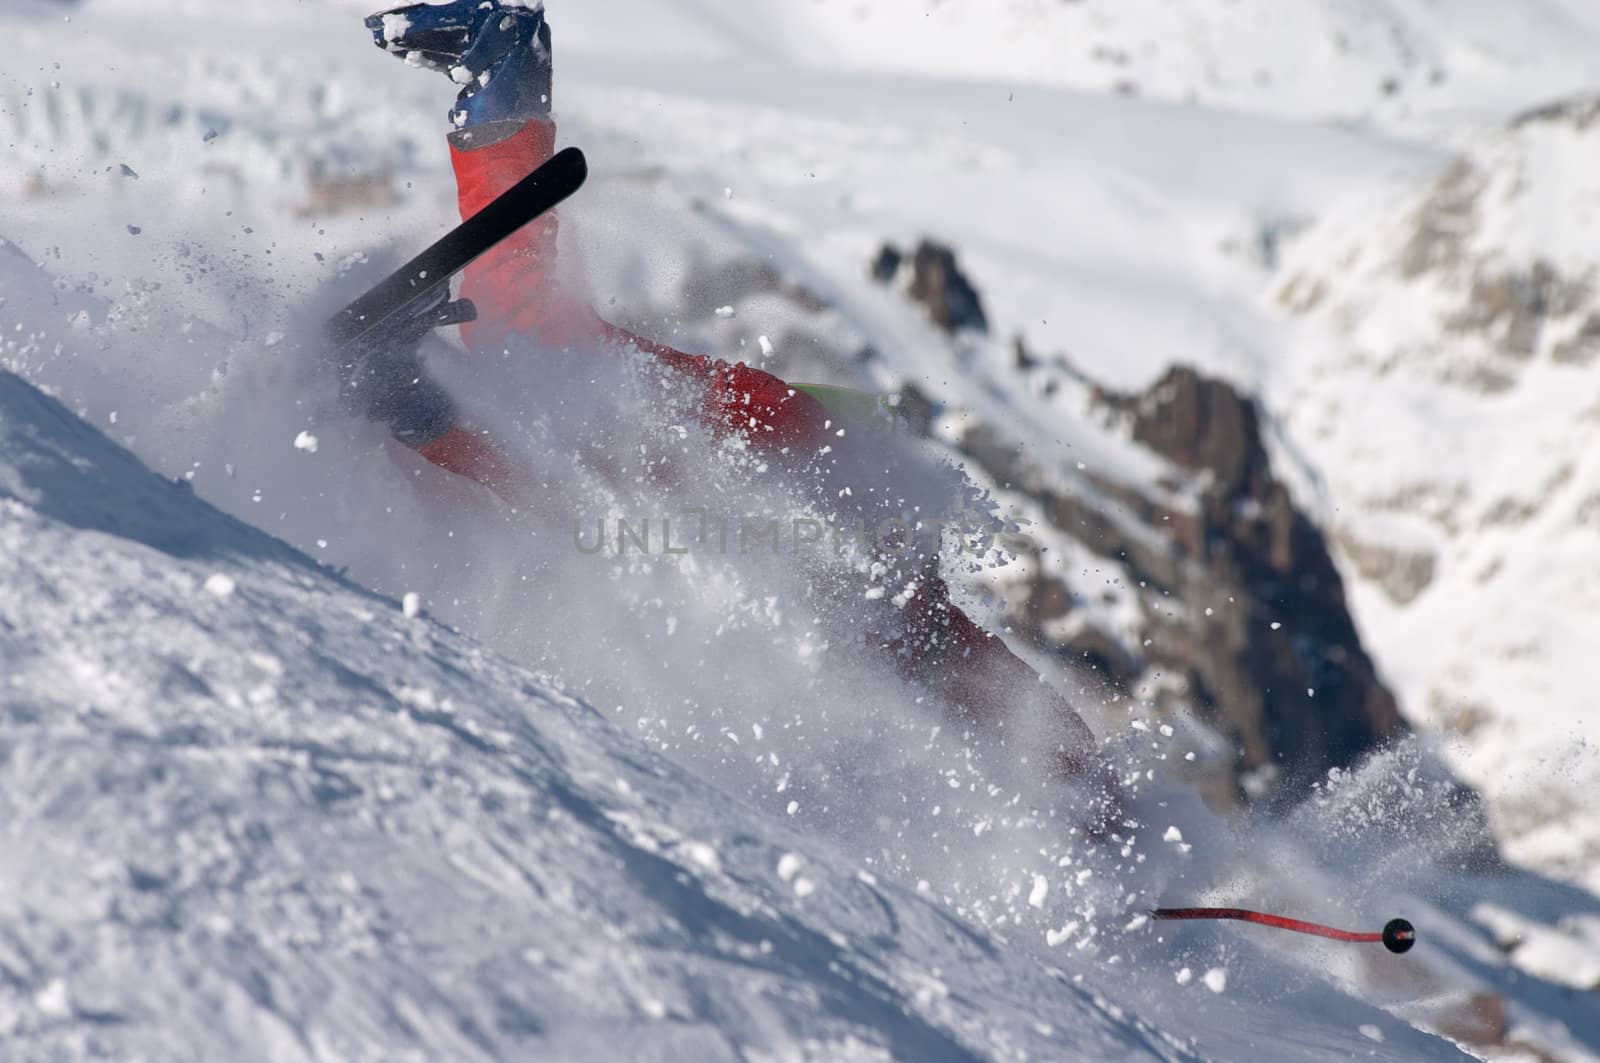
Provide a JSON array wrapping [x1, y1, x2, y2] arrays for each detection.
[[293, 431, 319, 454], [203, 573, 236, 598], [1202, 967, 1228, 993], [1359, 1024, 1386, 1043], [793, 877, 816, 898], [203, 129, 219, 143], [714, 305, 736, 319], [1049, 920, 1081, 947], [785, 800, 799, 816], [681, 842, 720, 872], [776, 852, 804, 882], [1270, 621, 1283, 631], [1027, 874, 1049, 908], [757, 335, 775, 357], [34, 979, 70, 1019], [1163, 825, 1185, 844], [379, 12, 413, 42], [402, 592, 422, 619], [119, 163, 139, 179], [1175, 967, 1193, 986]]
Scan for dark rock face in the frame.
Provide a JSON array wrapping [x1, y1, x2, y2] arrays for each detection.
[[860, 242, 1426, 811], [1119, 367, 1407, 801], [1127, 369, 1262, 495], [872, 240, 989, 334], [960, 365, 1407, 806], [870, 245, 903, 285], [908, 241, 989, 334]]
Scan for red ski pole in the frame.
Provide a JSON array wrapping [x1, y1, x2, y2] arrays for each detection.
[[1151, 907, 1416, 954]]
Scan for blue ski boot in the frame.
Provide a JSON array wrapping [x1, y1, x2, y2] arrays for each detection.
[[367, 1, 553, 131]]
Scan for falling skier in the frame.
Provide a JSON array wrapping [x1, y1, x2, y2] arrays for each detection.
[[350, 0, 1121, 825]]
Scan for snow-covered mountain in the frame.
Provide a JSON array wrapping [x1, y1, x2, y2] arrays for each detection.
[[653, 0, 1600, 127], [2, 0, 1599, 1058], [1275, 93, 1600, 897]]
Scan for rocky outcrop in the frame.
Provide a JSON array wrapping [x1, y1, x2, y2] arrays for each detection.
[[957, 366, 1408, 806], [872, 239, 989, 334], [1113, 367, 1408, 800], [861, 232, 1415, 806]]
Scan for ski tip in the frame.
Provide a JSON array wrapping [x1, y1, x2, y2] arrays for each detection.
[[1382, 917, 1417, 954], [552, 145, 588, 186]]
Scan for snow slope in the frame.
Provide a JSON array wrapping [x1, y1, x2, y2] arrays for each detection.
[[0, 370, 1485, 1061]]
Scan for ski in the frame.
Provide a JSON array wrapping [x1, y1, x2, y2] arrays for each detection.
[[327, 145, 587, 352], [325, 145, 586, 440]]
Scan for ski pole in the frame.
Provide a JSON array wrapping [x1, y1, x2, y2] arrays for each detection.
[[1151, 907, 1416, 954]]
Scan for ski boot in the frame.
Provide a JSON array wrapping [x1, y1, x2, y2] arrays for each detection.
[[366, 0, 553, 134]]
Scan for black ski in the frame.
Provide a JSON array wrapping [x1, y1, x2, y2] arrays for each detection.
[[327, 145, 587, 350], [326, 145, 587, 444]]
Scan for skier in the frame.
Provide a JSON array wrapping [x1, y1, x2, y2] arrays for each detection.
[[357, 0, 1121, 825]]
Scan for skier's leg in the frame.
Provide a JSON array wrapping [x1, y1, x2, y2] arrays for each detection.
[[369, 2, 579, 355], [371, 1, 832, 454], [896, 573, 1124, 831], [448, 117, 590, 357]]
